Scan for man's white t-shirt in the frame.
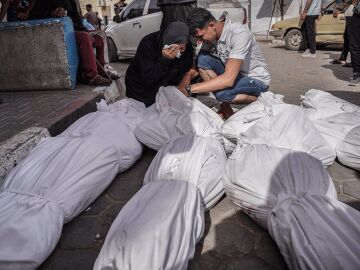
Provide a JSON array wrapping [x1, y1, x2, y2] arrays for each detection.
[[214, 16, 271, 86], [307, 0, 322, 16]]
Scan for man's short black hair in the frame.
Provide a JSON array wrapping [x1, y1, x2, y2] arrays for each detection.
[[187, 8, 216, 35], [86, 4, 92, 9]]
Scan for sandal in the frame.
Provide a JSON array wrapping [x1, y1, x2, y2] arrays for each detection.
[[331, 59, 346, 65]]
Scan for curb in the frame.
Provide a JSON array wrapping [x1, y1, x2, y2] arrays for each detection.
[[0, 92, 105, 187], [0, 127, 50, 187]]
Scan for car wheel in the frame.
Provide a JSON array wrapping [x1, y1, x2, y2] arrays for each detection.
[[285, 29, 302, 51], [107, 37, 118, 63]]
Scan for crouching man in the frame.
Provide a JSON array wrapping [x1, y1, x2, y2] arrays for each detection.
[[185, 8, 271, 118]]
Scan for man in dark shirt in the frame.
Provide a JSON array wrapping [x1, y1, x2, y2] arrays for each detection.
[[84, 3, 98, 29], [157, 0, 196, 29]]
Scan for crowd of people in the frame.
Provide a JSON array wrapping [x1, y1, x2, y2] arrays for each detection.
[[0, 0, 359, 111]]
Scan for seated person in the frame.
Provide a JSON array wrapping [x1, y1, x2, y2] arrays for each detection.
[[30, 0, 114, 86], [125, 21, 195, 107], [0, 0, 36, 22], [186, 8, 271, 119]]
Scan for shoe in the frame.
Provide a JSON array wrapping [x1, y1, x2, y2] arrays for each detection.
[[343, 62, 352, 68], [349, 73, 360, 86], [99, 70, 121, 80], [301, 50, 316, 58], [331, 59, 346, 65], [88, 74, 112, 86], [108, 72, 121, 80]]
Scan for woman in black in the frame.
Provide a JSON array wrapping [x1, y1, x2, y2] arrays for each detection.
[[125, 21, 194, 106]]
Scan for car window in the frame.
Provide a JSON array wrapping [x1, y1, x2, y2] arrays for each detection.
[[148, 0, 161, 14], [122, 0, 147, 20]]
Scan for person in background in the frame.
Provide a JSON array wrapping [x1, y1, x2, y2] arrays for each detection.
[[300, 0, 323, 58], [95, 11, 102, 29], [125, 22, 195, 106], [186, 8, 270, 119], [0, 0, 36, 22], [332, 1, 354, 65], [157, 0, 197, 29], [349, 0, 360, 85], [30, 0, 112, 86], [84, 3, 98, 29], [113, 6, 121, 23], [114, 0, 126, 15]]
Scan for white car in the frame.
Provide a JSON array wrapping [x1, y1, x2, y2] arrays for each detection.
[[106, 0, 246, 61]]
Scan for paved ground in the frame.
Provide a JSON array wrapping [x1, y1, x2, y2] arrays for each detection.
[[0, 84, 103, 142], [37, 42, 360, 270]]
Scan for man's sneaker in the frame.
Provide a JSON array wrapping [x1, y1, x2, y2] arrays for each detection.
[[349, 73, 360, 86], [89, 74, 112, 86], [301, 50, 316, 58]]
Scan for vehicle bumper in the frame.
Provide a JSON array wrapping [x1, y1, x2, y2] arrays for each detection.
[[269, 30, 284, 39]]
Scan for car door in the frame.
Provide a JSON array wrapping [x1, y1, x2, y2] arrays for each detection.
[[140, 0, 163, 38], [111, 0, 149, 58], [316, 5, 345, 43]]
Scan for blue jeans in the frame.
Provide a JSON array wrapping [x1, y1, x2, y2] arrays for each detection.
[[197, 53, 269, 102]]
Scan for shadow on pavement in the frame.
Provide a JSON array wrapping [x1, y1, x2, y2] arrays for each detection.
[[189, 205, 288, 270], [330, 91, 360, 106]]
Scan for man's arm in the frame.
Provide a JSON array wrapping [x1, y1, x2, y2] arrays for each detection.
[[0, 0, 10, 22], [190, 58, 242, 94], [301, 0, 314, 20]]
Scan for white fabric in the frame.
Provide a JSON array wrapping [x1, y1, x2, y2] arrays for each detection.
[[96, 98, 146, 131], [222, 92, 336, 166], [94, 180, 205, 270], [301, 89, 360, 170], [301, 89, 360, 121], [215, 15, 271, 85], [222, 91, 284, 151], [144, 135, 227, 210], [224, 144, 360, 270], [0, 111, 143, 269], [135, 86, 225, 151]]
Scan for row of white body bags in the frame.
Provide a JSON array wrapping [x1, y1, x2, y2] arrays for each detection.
[[0, 99, 145, 270], [222, 91, 336, 166], [301, 89, 360, 170], [134, 86, 226, 152], [223, 143, 360, 270], [94, 181, 204, 270], [144, 135, 227, 210], [94, 135, 228, 269]]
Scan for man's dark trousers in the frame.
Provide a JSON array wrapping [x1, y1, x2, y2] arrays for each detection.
[[349, 13, 360, 74], [303, 15, 318, 54]]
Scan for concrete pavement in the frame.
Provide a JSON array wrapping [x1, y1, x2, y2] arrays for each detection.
[[0, 41, 358, 269], [36, 42, 360, 270]]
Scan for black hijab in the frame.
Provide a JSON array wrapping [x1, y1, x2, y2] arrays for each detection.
[[157, 21, 190, 50], [125, 22, 194, 106]]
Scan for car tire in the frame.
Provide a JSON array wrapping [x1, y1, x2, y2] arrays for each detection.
[[107, 37, 118, 63], [285, 29, 302, 51]]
